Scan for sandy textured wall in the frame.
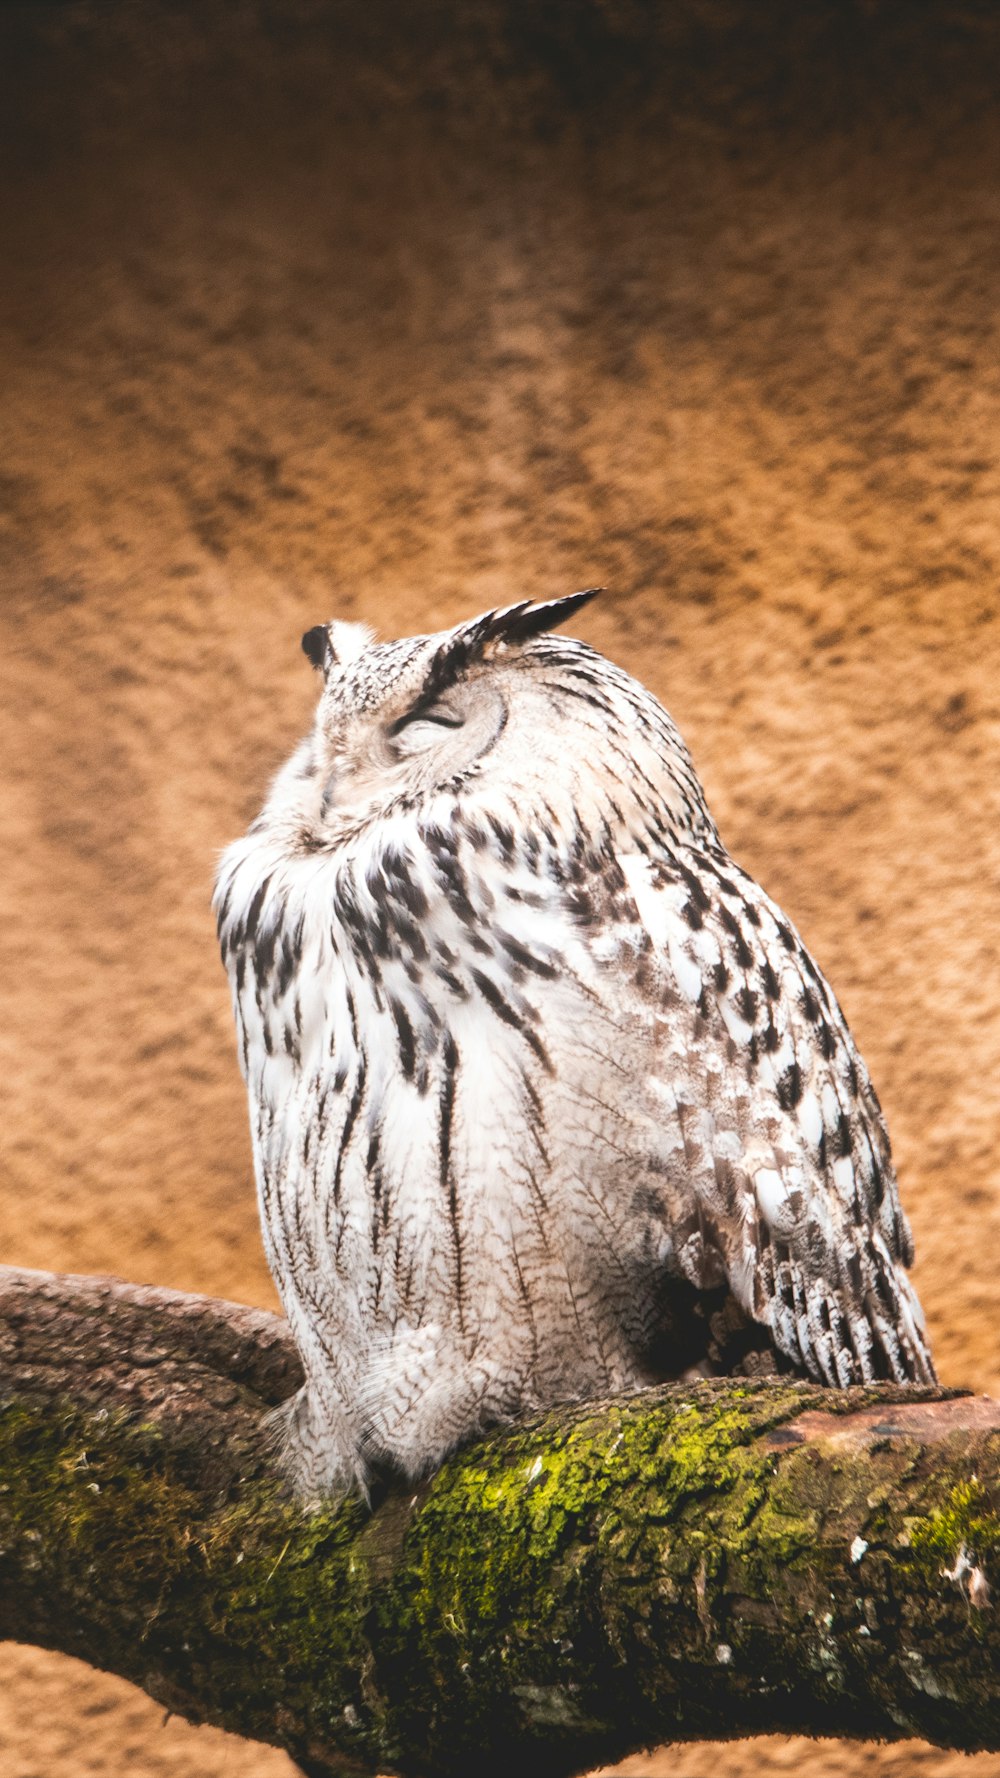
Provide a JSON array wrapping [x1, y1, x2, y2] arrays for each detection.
[[0, 4, 998, 1775]]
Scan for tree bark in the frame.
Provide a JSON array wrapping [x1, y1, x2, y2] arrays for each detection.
[[0, 1265, 996, 1778]]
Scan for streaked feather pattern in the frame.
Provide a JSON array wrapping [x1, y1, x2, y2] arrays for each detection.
[[215, 592, 934, 1496]]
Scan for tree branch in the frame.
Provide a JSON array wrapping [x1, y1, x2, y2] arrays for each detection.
[[0, 1265, 997, 1778]]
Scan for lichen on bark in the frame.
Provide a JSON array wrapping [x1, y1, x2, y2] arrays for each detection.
[[0, 1267, 997, 1778]]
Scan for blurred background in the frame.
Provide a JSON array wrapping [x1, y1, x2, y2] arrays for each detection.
[[1, 2, 998, 1774]]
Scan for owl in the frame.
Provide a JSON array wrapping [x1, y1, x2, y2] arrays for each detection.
[[215, 590, 934, 1498]]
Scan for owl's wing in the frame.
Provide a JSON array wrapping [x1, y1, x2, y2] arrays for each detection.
[[612, 845, 935, 1386]]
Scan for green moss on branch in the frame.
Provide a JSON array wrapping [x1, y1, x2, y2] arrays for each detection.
[[0, 1270, 998, 1777]]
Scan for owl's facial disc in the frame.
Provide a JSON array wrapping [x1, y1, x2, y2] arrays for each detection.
[[318, 674, 507, 830], [304, 592, 600, 836], [382, 674, 507, 775]]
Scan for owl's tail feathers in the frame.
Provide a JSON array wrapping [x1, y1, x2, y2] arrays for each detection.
[[756, 1229, 936, 1390], [858, 1236, 938, 1386]]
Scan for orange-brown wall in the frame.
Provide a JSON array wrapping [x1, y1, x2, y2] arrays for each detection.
[[1, 6, 997, 1775]]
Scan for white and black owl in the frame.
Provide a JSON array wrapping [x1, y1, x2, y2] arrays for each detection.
[[215, 590, 934, 1497]]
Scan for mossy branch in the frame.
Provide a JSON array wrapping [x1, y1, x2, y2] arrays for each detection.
[[0, 1265, 997, 1778]]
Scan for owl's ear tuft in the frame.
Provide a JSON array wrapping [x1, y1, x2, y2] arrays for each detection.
[[302, 625, 331, 671], [422, 588, 602, 702], [478, 587, 603, 650]]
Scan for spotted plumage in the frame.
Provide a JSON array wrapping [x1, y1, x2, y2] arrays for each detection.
[[215, 591, 934, 1497]]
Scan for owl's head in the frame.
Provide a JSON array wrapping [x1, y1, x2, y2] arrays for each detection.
[[269, 589, 713, 854], [296, 591, 595, 826]]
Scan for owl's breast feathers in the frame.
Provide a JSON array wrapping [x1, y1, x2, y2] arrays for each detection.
[[215, 786, 934, 1394]]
